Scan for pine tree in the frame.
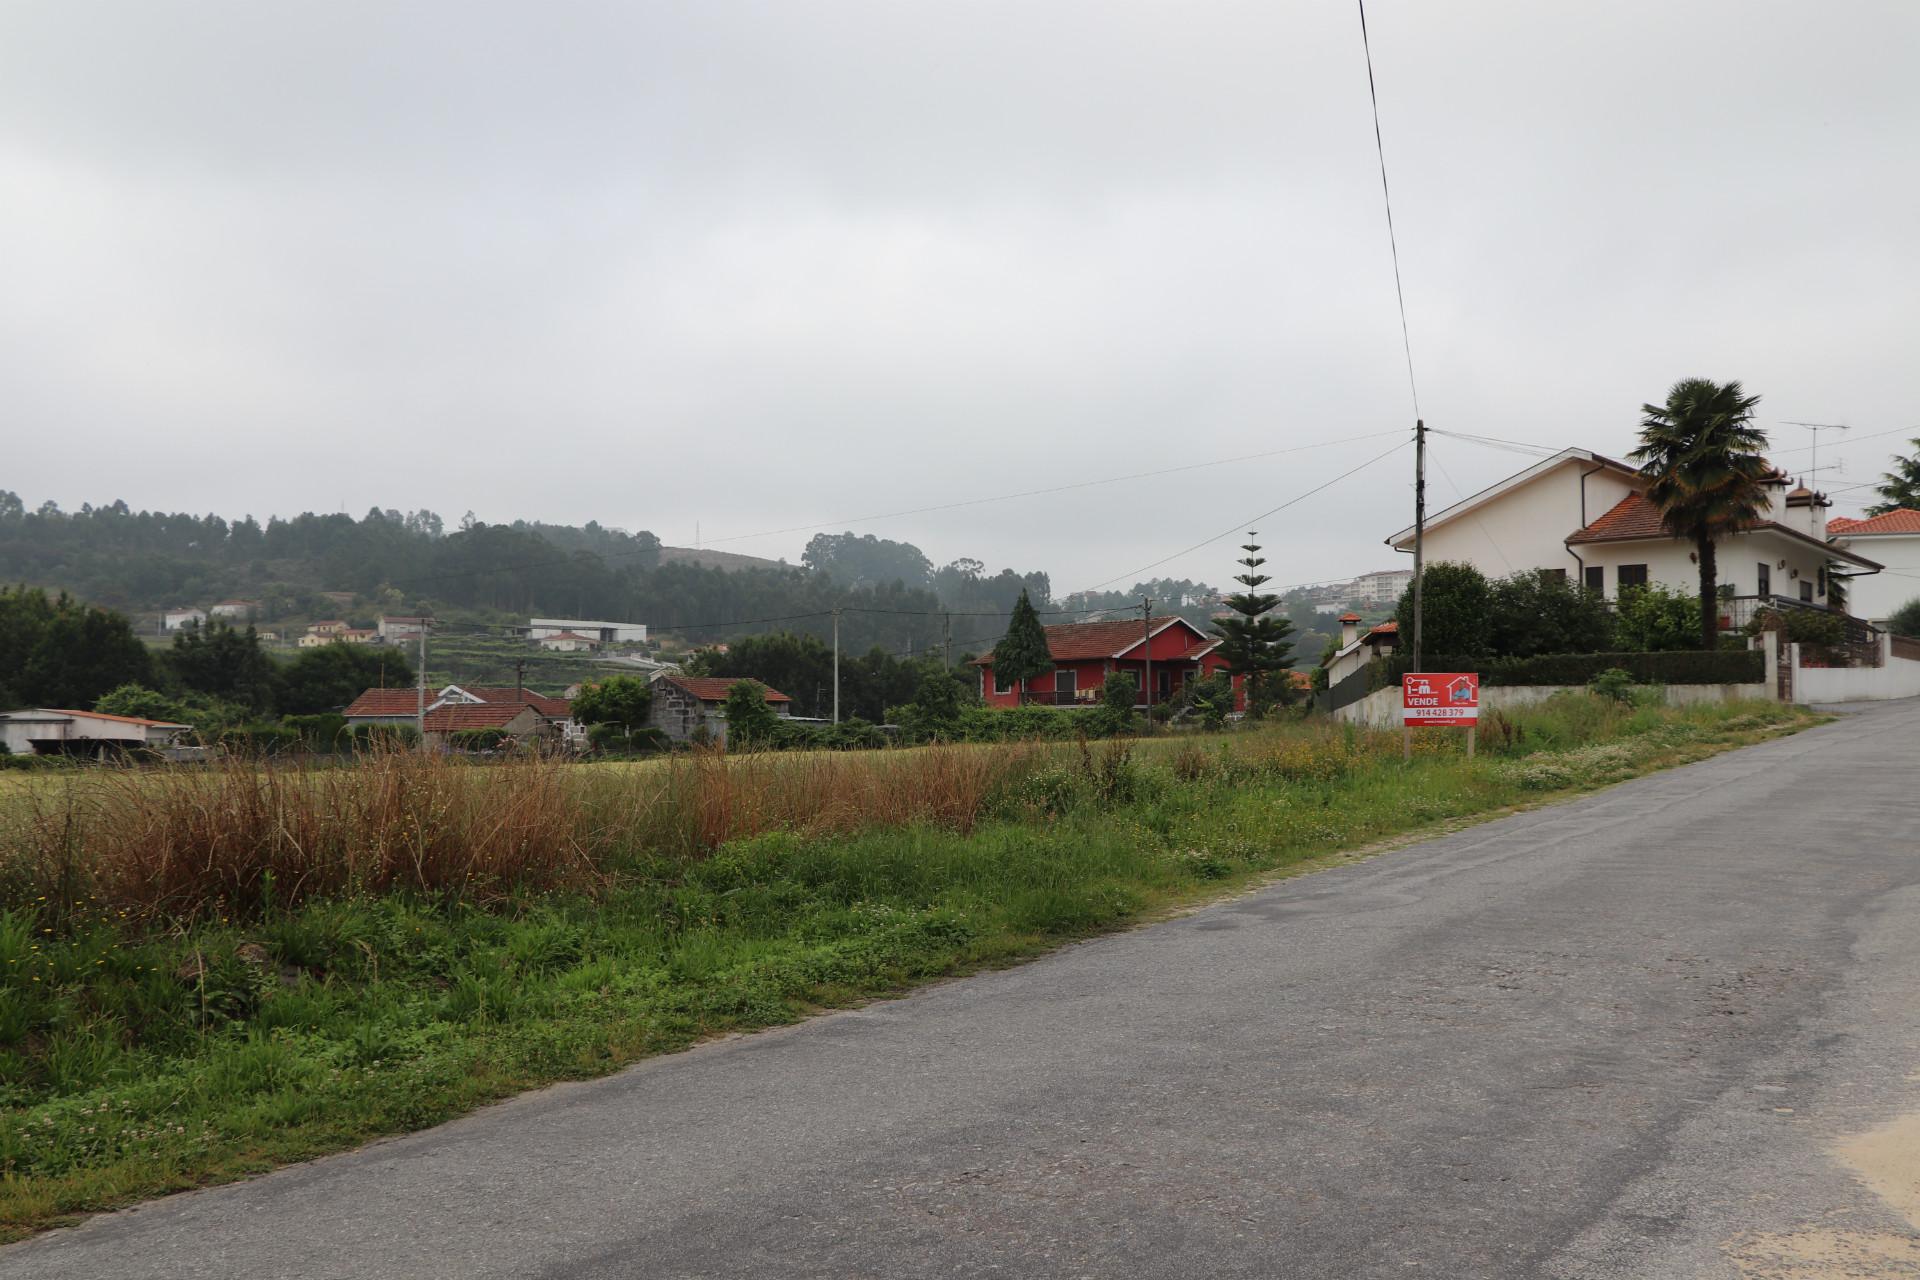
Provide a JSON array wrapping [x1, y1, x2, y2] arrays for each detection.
[[1869, 438, 1920, 515], [1212, 534, 1295, 715], [991, 589, 1053, 704]]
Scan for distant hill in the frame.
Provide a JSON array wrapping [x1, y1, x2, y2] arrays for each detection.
[[656, 546, 786, 573]]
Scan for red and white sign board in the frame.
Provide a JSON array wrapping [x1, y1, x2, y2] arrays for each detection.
[[1402, 672, 1479, 726]]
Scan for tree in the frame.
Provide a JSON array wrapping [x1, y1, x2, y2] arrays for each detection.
[[1487, 570, 1616, 657], [165, 621, 279, 713], [991, 590, 1053, 704], [801, 532, 933, 589], [1888, 598, 1920, 639], [1395, 561, 1492, 658], [720, 680, 780, 748], [277, 642, 415, 716], [0, 586, 156, 710], [1211, 534, 1295, 713], [571, 676, 654, 734], [1629, 378, 1771, 649], [1869, 439, 1920, 516]]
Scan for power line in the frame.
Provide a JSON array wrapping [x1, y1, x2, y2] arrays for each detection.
[[694, 429, 1408, 548], [1075, 439, 1411, 595], [1356, 0, 1420, 420]]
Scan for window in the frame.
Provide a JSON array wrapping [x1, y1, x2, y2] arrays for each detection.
[[1757, 562, 1771, 598], [1800, 580, 1814, 603], [1817, 565, 1828, 598], [1617, 564, 1649, 589], [992, 668, 1014, 696], [1584, 565, 1604, 594]]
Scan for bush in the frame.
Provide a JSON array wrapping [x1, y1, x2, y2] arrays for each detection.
[[1890, 598, 1920, 639], [1587, 667, 1637, 704], [217, 725, 302, 755], [348, 723, 421, 750], [1488, 570, 1615, 657], [450, 728, 510, 752], [1615, 584, 1701, 652], [282, 713, 349, 750]]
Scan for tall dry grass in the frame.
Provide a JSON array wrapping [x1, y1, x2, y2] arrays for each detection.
[[0, 743, 1049, 921]]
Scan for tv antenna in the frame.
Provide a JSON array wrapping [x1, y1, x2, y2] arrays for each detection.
[[1783, 421, 1848, 483]]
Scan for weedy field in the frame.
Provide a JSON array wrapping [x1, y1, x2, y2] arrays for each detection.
[[0, 696, 1816, 1239]]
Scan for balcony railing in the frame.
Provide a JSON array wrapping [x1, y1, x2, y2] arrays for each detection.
[[1720, 594, 1882, 664]]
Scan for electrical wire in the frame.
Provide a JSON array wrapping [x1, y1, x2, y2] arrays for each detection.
[[1356, 0, 1420, 420]]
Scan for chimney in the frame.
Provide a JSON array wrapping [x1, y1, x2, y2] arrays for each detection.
[[1340, 612, 1361, 647]]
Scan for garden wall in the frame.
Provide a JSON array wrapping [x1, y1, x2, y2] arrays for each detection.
[[1792, 637, 1920, 704], [1333, 681, 1771, 729]]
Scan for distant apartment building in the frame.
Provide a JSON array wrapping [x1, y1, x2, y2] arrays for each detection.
[[1350, 570, 1413, 607], [377, 615, 432, 642]]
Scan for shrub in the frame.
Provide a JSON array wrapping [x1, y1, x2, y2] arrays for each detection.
[[450, 727, 510, 752], [1615, 584, 1701, 652], [1890, 597, 1920, 639], [1379, 649, 1762, 688], [1488, 570, 1616, 657], [1587, 667, 1637, 704]]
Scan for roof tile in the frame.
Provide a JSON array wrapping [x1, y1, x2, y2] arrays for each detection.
[[1831, 509, 1920, 535]]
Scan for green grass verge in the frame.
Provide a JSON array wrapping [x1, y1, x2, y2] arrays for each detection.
[[0, 698, 1818, 1239]]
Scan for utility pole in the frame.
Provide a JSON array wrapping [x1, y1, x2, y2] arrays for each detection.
[[1412, 417, 1426, 674], [943, 612, 952, 669], [415, 621, 429, 751], [832, 608, 841, 724], [1142, 596, 1153, 722], [514, 657, 526, 704]]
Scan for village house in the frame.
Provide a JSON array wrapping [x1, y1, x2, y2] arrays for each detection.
[[418, 703, 547, 751], [1828, 509, 1920, 625], [1385, 447, 1883, 623], [648, 675, 791, 746], [208, 599, 257, 620], [526, 617, 648, 646], [537, 630, 601, 653], [343, 684, 579, 744], [972, 616, 1241, 710], [0, 709, 193, 759], [377, 615, 432, 642], [161, 606, 206, 632], [1322, 613, 1401, 686]]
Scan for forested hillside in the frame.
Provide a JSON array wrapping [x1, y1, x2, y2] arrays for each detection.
[[0, 495, 1066, 655]]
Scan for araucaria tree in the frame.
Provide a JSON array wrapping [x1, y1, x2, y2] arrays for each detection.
[[1212, 533, 1295, 714], [991, 589, 1053, 704], [1629, 378, 1771, 650], [1869, 438, 1920, 515]]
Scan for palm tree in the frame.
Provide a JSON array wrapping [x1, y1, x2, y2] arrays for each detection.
[[1629, 378, 1771, 650]]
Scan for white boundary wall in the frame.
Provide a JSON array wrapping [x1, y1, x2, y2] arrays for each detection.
[[1792, 636, 1920, 704], [1333, 681, 1770, 729]]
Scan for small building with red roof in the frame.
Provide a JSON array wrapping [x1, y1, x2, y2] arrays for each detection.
[[0, 708, 193, 758], [649, 675, 792, 746]]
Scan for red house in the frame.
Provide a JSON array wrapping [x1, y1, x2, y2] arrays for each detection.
[[973, 616, 1248, 710]]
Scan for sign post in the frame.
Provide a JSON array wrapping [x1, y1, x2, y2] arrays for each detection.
[[1401, 672, 1480, 760]]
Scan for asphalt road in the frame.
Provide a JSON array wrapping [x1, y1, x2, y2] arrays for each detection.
[[9, 700, 1920, 1279]]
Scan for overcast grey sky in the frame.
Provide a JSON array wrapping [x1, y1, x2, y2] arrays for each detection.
[[4, 1, 1915, 593]]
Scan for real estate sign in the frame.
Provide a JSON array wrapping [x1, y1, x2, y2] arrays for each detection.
[[1402, 672, 1479, 726]]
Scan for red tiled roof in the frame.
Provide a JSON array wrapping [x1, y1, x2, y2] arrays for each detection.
[[1338, 612, 1361, 622], [663, 676, 791, 704], [343, 689, 427, 717], [1568, 492, 1672, 543], [1171, 639, 1220, 661], [1831, 509, 1920, 535], [1367, 620, 1399, 636], [421, 704, 533, 733], [460, 687, 574, 717]]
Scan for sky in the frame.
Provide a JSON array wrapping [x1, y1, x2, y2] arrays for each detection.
[[3, 1, 1916, 597]]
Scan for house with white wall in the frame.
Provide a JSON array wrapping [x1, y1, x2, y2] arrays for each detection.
[[0, 709, 192, 758], [209, 599, 257, 620], [1384, 447, 1883, 612], [1828, 510, 1920, 625], [162, 607, 206, 632], [1322, 613, 1401, 685]]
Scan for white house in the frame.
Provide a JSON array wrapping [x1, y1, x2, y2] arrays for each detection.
[[377, 615, 432, 642], [537, 630, 601, 653], [0, 709, 193, 758], [1322, 612, 1401, 686], [1385, 447, 1883, 612], [1828, 510, 1920, 625], [208, 599, 257, 620], [527, 617, 648, 646], [162, 607, 206, 632]]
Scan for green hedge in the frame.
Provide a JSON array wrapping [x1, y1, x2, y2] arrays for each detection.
[[1373, 648, 1764, 690]]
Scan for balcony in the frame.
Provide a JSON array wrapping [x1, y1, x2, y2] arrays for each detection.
[[1719, 594, 1883, 664]]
